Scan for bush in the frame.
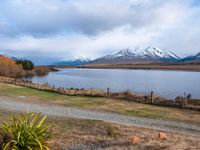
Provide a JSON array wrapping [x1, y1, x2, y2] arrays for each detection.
[[3, 112, 53, 150], [120, 90, 135, 99], [106, 126, 118, 138], [34, 67, 49, 76], [16, 60, 34, 70]]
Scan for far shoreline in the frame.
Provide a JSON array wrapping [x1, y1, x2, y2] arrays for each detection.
[[54, 62, 200, 72]]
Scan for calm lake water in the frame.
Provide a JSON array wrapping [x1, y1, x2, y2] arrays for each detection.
[[26, 68, 200, 99]]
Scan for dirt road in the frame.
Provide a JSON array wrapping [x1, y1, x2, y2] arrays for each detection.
[[0, 96, 199, 136]]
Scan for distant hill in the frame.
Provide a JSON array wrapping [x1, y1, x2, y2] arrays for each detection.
[[0, 55, 26, 77], [54, 57, 91, 66], [180, 52, 200, 62], [88, 46, 180, 65]]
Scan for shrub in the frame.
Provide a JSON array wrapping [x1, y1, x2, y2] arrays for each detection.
[[3, 112, 53, 150], [123, 90, 133, 97], [34, 67, 49, 76], [106, 126, 118, 138]]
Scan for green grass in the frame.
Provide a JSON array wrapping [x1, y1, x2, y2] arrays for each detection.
[[0, 83, 200, 123], [0, 84, 108, 107], [0, 85, 71, 100], [120, 108, 166, 118]]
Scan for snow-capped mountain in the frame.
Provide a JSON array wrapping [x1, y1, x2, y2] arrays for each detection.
[[103, 47, 141, 58], [89, 46, 180, 65], [54, 57, 91, 66], [180, 52, 200, 62], [142, 46, 180, 60]]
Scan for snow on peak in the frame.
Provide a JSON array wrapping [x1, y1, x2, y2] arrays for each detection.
[[55, 57, 91, 66], [66, 57, 91, 62], [114, 47, 140, 57], [143, 46, 180, 59], [101, 46, 180, 60]]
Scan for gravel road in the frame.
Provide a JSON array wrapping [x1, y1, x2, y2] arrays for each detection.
[[0, 96, 200, 136]]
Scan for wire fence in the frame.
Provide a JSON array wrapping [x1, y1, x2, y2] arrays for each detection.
[[0, 76, 200, 111]]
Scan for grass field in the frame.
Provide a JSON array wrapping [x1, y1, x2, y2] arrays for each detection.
[[0, 83, 200, 124]]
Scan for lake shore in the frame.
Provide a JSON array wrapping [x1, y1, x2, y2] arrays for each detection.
[[1, 76, 200, 111], [1, 79, 200, 119], [79, 62, 200, 72]]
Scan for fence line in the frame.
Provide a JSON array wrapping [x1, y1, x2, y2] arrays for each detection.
[[0, 76, 109, 97], [0, 76, 200, 111]]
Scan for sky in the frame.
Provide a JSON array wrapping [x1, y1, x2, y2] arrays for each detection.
[[0, 0, 200, 65]]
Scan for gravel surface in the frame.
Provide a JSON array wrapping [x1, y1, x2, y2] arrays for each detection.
[[0, 96, 200, 136]]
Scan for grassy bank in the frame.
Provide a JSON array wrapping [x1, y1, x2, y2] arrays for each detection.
[[0, 83, 200, 124]]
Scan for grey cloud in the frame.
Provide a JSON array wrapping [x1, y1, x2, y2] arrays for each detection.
[[0, 0, 200, 65], [0, 0, 191, 37]]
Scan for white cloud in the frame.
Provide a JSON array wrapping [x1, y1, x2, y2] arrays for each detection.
[[0, 0, 200, 64]]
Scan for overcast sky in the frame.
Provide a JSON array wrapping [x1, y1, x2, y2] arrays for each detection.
[[0, 0, 200, 64]]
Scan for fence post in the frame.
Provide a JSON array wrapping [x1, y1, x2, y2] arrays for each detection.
[[69, 89, 71, 95], [150, 91, 154, 104], [184, 92, 186, 99], [91, 88, 93, 96], [107, 88, 110, 97]]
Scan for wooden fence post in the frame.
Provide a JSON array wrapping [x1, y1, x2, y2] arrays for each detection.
[[107, 88, 110, 97], [91, 88, 93, 96], [69, 89, 71, 95], [150, 91, 154, 104], [184, 92, 186, 99]]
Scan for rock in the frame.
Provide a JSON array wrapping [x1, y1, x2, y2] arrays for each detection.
[[158, 132, 167, 140], [131, 136, 140, 144]]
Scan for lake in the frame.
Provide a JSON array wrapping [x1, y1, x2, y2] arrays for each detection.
[[26, 68, 200, 99]]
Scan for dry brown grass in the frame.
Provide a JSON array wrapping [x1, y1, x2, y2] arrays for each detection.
[[0, 108, 199, 150], [48, 116, 200, 150], [83, 63, 200, 71], [34, 66, 58, 76]]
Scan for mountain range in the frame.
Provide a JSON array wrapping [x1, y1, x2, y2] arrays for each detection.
[[54, 57, 91, 66], [89, 46, 180, 65], [54, 46, 200, 66], [181, 52, 200, 62]]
